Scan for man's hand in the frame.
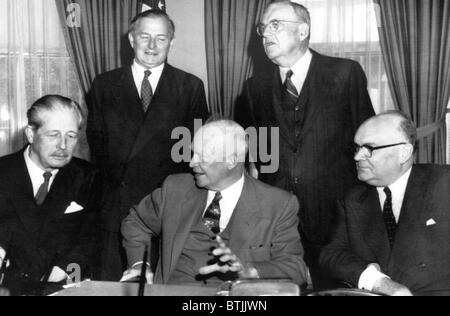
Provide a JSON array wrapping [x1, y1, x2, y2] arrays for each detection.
[[120, 264, 154, 285], [199, 236, 259, 279], [373, 277, 413, 296]]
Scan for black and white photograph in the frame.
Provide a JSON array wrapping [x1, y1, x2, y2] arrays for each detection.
[[0, 0, 449, 299]]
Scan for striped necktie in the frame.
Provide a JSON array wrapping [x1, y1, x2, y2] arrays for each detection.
[[141, 70, 153, 112]]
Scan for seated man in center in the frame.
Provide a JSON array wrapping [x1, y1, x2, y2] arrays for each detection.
[[121, 120, 307, 286]]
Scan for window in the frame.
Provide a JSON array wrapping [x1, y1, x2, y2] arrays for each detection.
[[0, 0, 83, 157], [298, 0, 394, 114]]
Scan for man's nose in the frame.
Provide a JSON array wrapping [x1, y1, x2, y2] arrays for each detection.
[[58, 135, 67, 149], [148, 38, 157, 49], [354, 149, 366, 162]]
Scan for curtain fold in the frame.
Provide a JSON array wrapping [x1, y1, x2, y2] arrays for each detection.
[[375, 0, 450, 164], [205, 0, 271, 118], [55, 0, 139, 94], [0, 0, 84, 157]]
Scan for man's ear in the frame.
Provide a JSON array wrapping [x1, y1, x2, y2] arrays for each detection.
[[128, 32, 135, 49], [298, 23, 310, 41], [227, 155, 238, 170], [400, 144, 414, 164], [24, 125, 35, 144]]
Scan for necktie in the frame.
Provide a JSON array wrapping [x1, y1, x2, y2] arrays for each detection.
[[283, 70, 299, 107], [383, 187, 397, 247], [35, 172, 52, 206], [203, 192, 222, 234], [141, 70, 153, 113]]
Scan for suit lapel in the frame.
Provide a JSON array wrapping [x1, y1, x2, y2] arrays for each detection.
[[167, 185, 208, 281], [389, 167, 429, 268], [127, 64, 180, 163], [263, 68, 295, 149], [40, 163, 75, 225], [298, 51, 328, 140], [10, 152, 41, 233], [355, 186, 392, 266], [110, 67, 144, 138], [228, 176, 262, 253]]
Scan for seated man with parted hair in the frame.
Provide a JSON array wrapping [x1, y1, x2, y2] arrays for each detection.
[[0, 95, 100, 285], [121, 119, 308, 286]]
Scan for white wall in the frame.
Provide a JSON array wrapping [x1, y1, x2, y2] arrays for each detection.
[[166, 0, 208, 96]]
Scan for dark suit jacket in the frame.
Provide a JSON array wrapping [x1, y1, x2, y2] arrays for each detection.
[[121, 173, 308, 285], [319, 165, 450, 296], [0, 150, 99, 282], [236, 50, 375, 246], [87, 64, 209, 232]]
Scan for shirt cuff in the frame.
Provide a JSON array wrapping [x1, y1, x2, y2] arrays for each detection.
[[358, 264, 390, 291], [131, 261, 151, 269]]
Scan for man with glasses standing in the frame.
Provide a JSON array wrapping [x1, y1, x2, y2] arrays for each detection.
[[320, 111, 450, 296], [236, 1, 374, 288]]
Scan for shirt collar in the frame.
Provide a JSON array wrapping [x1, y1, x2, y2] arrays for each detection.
[[279, 49, 313, 82], [214, 173, 245, 201], [24, 146, 58, 176], [377, 167, 413, 197], [132, 59, 165, 78]]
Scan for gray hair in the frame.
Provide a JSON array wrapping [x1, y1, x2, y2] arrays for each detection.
[[129, 9, 175, 39], [27, 95, 84, 130]]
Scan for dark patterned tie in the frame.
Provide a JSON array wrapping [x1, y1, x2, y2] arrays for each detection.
[[141, 70, 153, 112], [35, 172, 52, 206], [383, 187, 397, 247], [203, 192, 222, 235], [283, 70, 299, 106]]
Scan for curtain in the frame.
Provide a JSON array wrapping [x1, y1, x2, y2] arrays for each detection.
[[205, 0, 272, 118], [375, 0, 450, 164], [55, 0, 139, 95], [0, 0, 84, 157], [296, 0, 394, 114]]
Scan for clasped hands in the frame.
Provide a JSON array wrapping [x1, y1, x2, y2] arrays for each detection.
[[121, 236, 259, 284]]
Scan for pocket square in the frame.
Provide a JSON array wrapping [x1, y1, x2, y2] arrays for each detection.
[[65, 202, 84, 214], [426, 219, 436, 226]]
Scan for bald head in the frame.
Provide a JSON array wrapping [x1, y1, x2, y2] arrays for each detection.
[[190, 120, 247, 191], [354, 111, 416, 187]]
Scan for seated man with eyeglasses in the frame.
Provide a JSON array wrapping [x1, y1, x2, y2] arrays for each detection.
[[319, 111, 450, 296]]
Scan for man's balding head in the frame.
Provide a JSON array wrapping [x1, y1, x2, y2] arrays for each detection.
[[354, 111, 416, 187], [190, 120, 248, 191]]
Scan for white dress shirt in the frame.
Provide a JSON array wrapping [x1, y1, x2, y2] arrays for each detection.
[[131, 60, 165, 98], [358, 167, 413, 291], [203, 174, 245, 232], [24, 146, 59, 196], [279, 49, 313, 95]]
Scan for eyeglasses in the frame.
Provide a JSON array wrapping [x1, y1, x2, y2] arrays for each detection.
[[256, 19, 303, 37], [354, 142, 407, 158]]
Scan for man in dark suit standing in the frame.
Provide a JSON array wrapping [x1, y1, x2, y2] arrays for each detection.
[[120, 120, 308, 287], [236, 1, 375, 287], [87, 9, 209, 280], [0, 95, 98, 284], [320, 111, 450, 296]]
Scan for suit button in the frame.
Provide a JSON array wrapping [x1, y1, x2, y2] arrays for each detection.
[[419, 263, 427, 270], [295, 106, 300, 111], [294, 177, 300, 184], [21, 273, 29, 279], [121, 181, 127, 187]]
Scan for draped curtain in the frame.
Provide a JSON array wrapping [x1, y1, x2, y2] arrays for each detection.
[[375, 0, 450, 164], [205, 0, 272, 118], [297, 0, 394, 114], [0, 0, 84, 157], [55, 0, 139, 94]]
